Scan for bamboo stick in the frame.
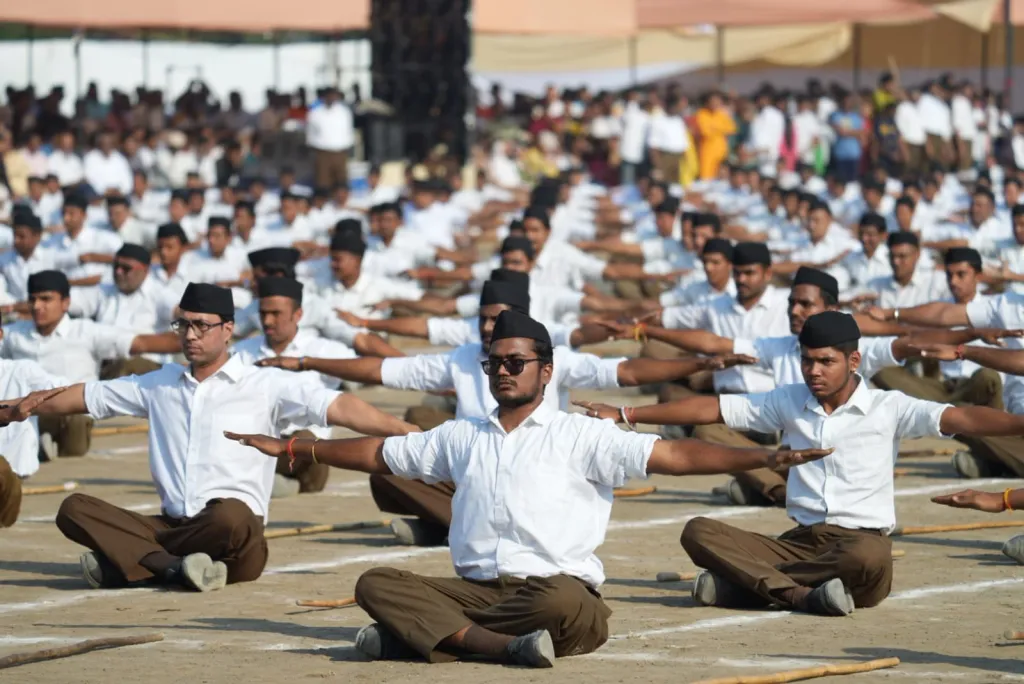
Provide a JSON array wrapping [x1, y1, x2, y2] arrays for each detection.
[[893, 520, 1024, 536], [296, 597, 357, 608], [689, 657, 900, 684], [264, 519, 391, 540], [92, 424, 149, 437], [22, 482, 78, 496], [898, 446, 958, 458], [656, 551, 904, 583], [613, 486, 657, 499], [1003, 630, 1024, 640], [0, 633, 164, 670]]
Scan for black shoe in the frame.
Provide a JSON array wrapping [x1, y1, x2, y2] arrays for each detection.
[[355, 623, 419, 660]]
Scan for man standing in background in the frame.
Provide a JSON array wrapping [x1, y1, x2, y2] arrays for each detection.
[[306, 86, 354, 190]]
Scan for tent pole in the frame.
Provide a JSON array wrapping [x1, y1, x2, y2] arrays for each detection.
[[1006, 0, 1014, 106], [27, 25, 34, 85], [142, 30, 150, 88], [852, 23, 862, 90], [982, 30, 989, 89], [629, 36, 637, 86], [74, 30, 83, 102], [716, 26, 725, 86], [273, 33, 281, 90]]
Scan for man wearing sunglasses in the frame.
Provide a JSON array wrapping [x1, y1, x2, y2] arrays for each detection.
[[257, 280, 753, 547], [0, 270, 180, 457], [225, 309, 829, 668], [5, 282, 418, 593]]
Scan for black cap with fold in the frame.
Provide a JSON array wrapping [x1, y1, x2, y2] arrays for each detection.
[[792, 266, 839, 302], [489, 268, 530, 289], [179, 283, 234, 320], [116, 243, 152, 265], [248, 247, 301, 268], [490, 309, 551, 346], [499, 236, 535, 260], [732, 242, 772, 266], [480, 281, 531, 315], [28, 270, 70, 297], [798, 311, 861, 349], [257, 277, 303, 305], [329, 228, 367, 256]]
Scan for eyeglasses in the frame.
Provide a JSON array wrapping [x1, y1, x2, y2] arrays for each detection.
[[481, 356, 542, 376], [113, 261, 135, 273], [170, 318, 226, 336]]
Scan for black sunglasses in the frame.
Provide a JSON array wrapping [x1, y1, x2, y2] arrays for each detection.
[[481, 356, 542, 376]]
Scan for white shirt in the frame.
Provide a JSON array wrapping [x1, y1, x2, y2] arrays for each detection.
[[894, 101, 927, 146], [646, 113, 689, 154], [721, 379, 949, 532], [533, 240, 607, 291], [966, 291, 1024, 414], [866, 268, 950, 309], [83, 150, 133, 195], [918, 93, 953, 140], [232, 290, 367, 346], [44, 227, 123, 281], [84, 355, 339, 520], [231, 331, 355, 439], [996, 238, 1024, 294], [111, 217, 159, 251], [620, 102, 650, 164], [734, 335, 901, 387], [841, 244, 892, 290], [47, 150, 84, 187], [0, 360, 67, 477], [662, 286, 790, 392], [792, 111, 821, 164], [0, 247, 79, 302], [380, 343, 621, 419], [306, 101, 355, 152], [660, 278, 736, 308], [382, 402, 658, 587], [423, 317, 575, 350], [0, 316, 135, 382], [751, 106, 786, 172], [951, 94, 978, 141], [323, 271, 424, 320], [69, 277, 178, 335]]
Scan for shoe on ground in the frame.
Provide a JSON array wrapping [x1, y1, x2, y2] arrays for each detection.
[[800, 578, 855, 616], [271, 473, 300, 499], [355, 623, 418, 660], [660, 424, 691, 440], [39, 434, 59, 462], [712, 478, 773, 507], [1002, 535, 1024, 565], [165, 553, 228, 592], [952, 451, 994, 480], [692, 569, 747, 607], [505, 629, 555, 668], [80, 552, 105, 589], [389, 518, 448, 547]]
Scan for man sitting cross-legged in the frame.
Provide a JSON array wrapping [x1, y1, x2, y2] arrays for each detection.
[[579, 311, 1024, 616], [226, 310, 829, 667]]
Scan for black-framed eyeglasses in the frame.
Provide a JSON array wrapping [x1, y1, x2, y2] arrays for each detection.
[[481, 356, 542, 376], [113, 261, 136, 273], [170, 318, 226, 336]]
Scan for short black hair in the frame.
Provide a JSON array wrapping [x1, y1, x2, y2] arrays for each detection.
[[820, 289, 839, 307], [533, 339, 554, 366], [834, 340, 859, 356]]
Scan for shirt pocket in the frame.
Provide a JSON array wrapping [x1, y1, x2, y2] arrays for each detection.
[[198, 412, 275, 484]]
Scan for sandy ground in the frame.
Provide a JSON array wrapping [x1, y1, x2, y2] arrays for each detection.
[[3, 342, 1024, 683]]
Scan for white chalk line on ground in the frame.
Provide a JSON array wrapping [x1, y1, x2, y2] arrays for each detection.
[[20, 502, 160, 523], [609, 577, 1024, 640]]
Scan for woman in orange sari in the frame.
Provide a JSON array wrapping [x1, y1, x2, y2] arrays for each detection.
[[695, 91, 737, 180]]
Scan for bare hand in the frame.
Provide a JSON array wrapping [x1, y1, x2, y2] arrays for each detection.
[[595, 320, 633, 340], [704, 353, 758, 370], [0, 386, 71, 425], [771, 447, 834, 469], [931, 489, 1006, 513], [573, 400, 622, 422], [255, 356, 303, 372], [864, 305, 890, 321], [223, 431, 288, 457], [335, 308, 367, 328], [371, 299, 392, 312], [978, 328, 1024, 347], [906, 343, 958, 361]]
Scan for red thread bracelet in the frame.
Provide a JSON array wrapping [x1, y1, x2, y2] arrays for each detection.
[[955, 344, 966, 361], [286, 436, 298, 472]]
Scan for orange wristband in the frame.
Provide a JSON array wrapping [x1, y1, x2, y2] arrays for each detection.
[[1004, 488, 1015, 512], [286, 436, 298, 472]]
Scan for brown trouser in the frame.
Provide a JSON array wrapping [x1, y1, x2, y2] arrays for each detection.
[[370, 476, 455, 528], [905, 144, 926, 174], [925, 133, 952, 168], [0, 456, 22, 528], [694, 423, 788, 505], [654, 151, 682, 184], [100, 357, 163, 380], [275, 430, 330, 493], [313, 148, 349, 189], [682, 518, 893, 609], [354, 569, 611, 663], [956, 137, 974, 172], [37, 415, 93, 457], [55, 493, 267, 585]]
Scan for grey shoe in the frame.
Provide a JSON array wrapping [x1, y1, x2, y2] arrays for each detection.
[[1002, 535, 1024, 565], [505, 629, 555, 668], [271, 473, 300, 499], [801, 578, 855, 616], [692, 569, 746, 607], [661, 424, 690, 440], [952, 451, 994, 479], [39, 433, 59, 462], [355, 623, 418, 661], [389, 518, 448, 547], [80, 552, 104, 589], [175, 553, 228, 592]]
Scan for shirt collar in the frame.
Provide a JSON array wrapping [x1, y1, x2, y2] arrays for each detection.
[[180, 353, 247, 385], [802, 374, 871, 416], [487, 401, 558, 433]]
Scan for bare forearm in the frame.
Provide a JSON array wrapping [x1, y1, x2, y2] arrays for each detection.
[[649, 438, 776, 476], [631, 395, 723, 426], [291, 436, 391, 474], [352, 332, 405, 358], [388, 297, 457, 316], [25, 384, 88, 416], [617, 358, 709, 386], [130, 332, 182, 355], [302, 357, 384, 384], [963, 347, 1024, 375], [892, 302, 969, 327], [363, 317, 430, 339], [645, 325, 733, 354], [581, 294, 633, 313], [941, 405, 1024, 437], [326, 393, 419, 436]]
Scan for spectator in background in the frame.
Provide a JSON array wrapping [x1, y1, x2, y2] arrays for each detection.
[[1, 128, 29, 198], [20, 131, 48, 178], [919, 80, 953, 168], [647, 96, 689, 185], [792, 94, 822, 170], [895, 88, 927, 174], [83, 130, 133, 196], [47, 128, 84, 189], [695, 91, 736, 181], [750, 87, 786, 178], [306, 86, 354, 190], [828, 92, 866, 183], [619, 89, 649, 187], [951, 81, 979, 174]]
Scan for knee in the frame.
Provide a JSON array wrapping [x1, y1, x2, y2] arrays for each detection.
[[976, 368, 1003, 395], [55, 493, 89, 529], [680, 516, 717, 555], [354, 567, 404, 606], [840, 537, 891, 578], [205, 499, 260, 542]]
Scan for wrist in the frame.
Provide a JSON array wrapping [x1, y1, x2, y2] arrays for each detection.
[[891, 308, 900, 322]]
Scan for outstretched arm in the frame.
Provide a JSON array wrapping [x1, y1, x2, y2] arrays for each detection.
[[257, 356, 385, 384], [933, 487, 1024, 513], [129, 332, 182, 355], [912, 344, 1024, 376], [352, 332, 406, 358], [869, 302, 970, 328], [11, 383, 88, 417], [646, 439, 831, 476], [643, 325, 735, 355], [576, 393, 724, 426], [615, 355, 755, 387], [325, 393, 419, 436], [224, 433, 391, 474], [940, 405, 1024, 437]]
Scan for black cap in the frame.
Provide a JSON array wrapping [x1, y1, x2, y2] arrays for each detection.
[[157, 223, 188, 243], [859, 212, 888, 232], [694, 213, 722, 232], [329, 229, 366, 256], [701, 238, 734, 261], [489, 268, 530, 289], [491, 310, 551, 346], [179, 283, 234, 320], [655, 198, 680, 215], [887, 231, 920, 248], [944, 247, 983, 271], [248, 247, 301, 268], [500, 236, 535, 261], [257, 276, 303, 304], [792, 266, 839, 301], [334, 218, 363, 235], [235, 200, 256, 214], [799, 311, 861, 349], [106, 195, 129, 207], [522, 206, 551, 229], [171, 189, 189, 203], [208, 216, 231, 230], [27, 270, 69, 297], [12, 211, 43, 231], [63, 193, 88, 210], [116, 243, 152, 265], [732, 242, 772, 267], [480, 281, 530, 315]]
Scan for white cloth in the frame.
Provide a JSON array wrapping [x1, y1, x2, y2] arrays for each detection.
[[720, 378, 949, 532], [841, 244, 893, 290], [323, 272, 424, 320], [792, 111, 822, 165], [866, 268, 950, 309], [918, 93, 953, 140], [966, 291, 1024, 413], [231, 330, 355, 439], [69, 277, 179, 335], [533, 240, 606, 290], [44, 227, 123, 281], [0, 360, 67, 477], [423, 317, 575, 350], [0, 246, 79, 302], [47, 150, 84, 187], [382, 402, 658, 587], [750, 106, 786, 173], [232, 290, 367, 345], [380, 343, 621, 419], [733, 335, 901, 387], [83, 150, 133, 195], [646, 113, 689, 154], [951, 94, 978, 142], [0, 316, 135, 382], [659, 278, 736, 308], [306, 101, 355, 152], [84, 355, 339, 520], [895, 101, 927, 146], [620, 102, 650, 164]]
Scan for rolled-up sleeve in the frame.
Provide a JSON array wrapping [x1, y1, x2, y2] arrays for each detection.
[[662, 304, 708, 330], [380, 353, 454, 391], [273, 372, 340, 427], [427, 317, 475, 347], [719, 389, 786, 434], [556, 348, 622, 390], [965, 295, 1000, 328], [382, 424, 453, 483], [455, 294, 480, 318], [579, 417, 660, 486], [87, 321, 137, 361], [84, 377, 148, 420], [894, 394, 952, 440]]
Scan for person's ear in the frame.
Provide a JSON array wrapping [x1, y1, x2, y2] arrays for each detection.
[[848, 350, 862, 374], [540, 362, 553, 387]]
